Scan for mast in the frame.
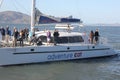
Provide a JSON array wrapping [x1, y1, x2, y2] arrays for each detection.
[[31, 0, 36, 34], [0, 0, 3, 8]]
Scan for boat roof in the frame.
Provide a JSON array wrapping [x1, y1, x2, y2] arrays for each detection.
[[55, 24, 74, 30], [36, 31, 84, 37]]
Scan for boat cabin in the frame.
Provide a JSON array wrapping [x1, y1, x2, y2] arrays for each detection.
[[37, 32, 84, 44], [36, 24, 85, 45]]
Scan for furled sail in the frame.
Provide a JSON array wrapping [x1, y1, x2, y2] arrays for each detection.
[[35, 8, 81, 24]]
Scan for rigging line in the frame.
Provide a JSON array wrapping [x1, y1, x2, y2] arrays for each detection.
[[14, 0, 30, 15], [75, 0, 82, 19], [11, 0, 20, 12], [0, 0, 3, 8]]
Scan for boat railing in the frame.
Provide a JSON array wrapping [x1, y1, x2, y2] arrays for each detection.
[[116, 50, 120, 55], [99, 37, 108, 44]]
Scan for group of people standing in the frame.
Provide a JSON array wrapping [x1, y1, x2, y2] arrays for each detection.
[[46, 29, 59, 45], [12, 27, 29, 47], [0, 26, 29, 47], [0, 26, 11, 44], [29, 29, 60, 46], [89, 29, 100, 44], [0, 26, 99, 47]]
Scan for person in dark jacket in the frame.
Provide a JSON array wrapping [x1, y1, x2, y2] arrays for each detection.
[[0, 27, 5, 41], [53, 29, 59, 45], [12, 28, 19, 47], [5, 26, 10, 44], [94, 29, 100, 44], [19, 30, 24, 46]]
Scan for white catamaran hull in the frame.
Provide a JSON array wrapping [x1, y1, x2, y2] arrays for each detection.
[[0, 0, 118, 66], [0, 44, 117, 66]]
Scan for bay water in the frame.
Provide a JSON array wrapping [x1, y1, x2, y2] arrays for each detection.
[[0, 24, 120, 80]]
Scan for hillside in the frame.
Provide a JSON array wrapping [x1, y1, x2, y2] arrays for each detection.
[[0, 11, 30, 24]]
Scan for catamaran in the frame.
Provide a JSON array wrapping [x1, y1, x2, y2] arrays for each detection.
[[0, 0, 118, 66]]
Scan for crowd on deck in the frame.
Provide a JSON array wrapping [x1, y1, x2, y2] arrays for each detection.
[[0, 26, 60, 47], [46, 29, 59, 45], [0, 25, 100, 47], [89, 29, 100, 44], [0, 26, 29, 47]]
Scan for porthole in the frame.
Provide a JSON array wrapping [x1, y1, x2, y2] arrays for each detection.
[[31, 49, 34, 51]]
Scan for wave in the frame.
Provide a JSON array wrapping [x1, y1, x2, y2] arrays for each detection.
[[98, 61, 120, 76]]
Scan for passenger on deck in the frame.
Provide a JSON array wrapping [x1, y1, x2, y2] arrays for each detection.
[[5, 26, 10, 44], [36, 38, 42, 46], [30, 34, 37, 45], [94, 29, 100, 44], [47, 30, 51, 45], [24, 28, 29, 41], [0, 27, 5, 41], [67, 24, 71, 32], [53, 29, 59, 45], [19, 30, 24, 46], [89, 30, 94, 44], [12, 28, 19, 47]]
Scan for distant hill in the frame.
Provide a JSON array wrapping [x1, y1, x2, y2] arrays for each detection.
[[0, 11, 30, 24]]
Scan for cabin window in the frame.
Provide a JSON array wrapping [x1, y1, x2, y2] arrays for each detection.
[[57, 36, 84, 43], [38, 36, 84, 44], [38, 35, 47, 42]]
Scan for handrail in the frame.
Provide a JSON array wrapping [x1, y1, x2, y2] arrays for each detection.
[[99, 37, 108, 44]]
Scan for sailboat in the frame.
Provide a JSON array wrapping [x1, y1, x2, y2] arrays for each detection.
[[0, 0, 118, 66]]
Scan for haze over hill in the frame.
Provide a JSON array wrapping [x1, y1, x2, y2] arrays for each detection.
[[0, 11, 30, 24]]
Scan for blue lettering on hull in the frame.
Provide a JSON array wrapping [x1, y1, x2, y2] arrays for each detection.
[[47, 52, 83, 60], [47, 53, 73, 60]]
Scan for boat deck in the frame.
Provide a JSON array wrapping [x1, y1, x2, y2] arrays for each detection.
[[0, 39, 95, 49]]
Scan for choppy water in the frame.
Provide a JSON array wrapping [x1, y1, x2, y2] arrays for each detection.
[[0, 24, 120, 80]]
